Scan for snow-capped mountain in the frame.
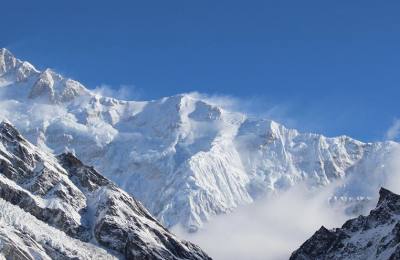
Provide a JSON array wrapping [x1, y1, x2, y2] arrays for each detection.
[[290, 187, 400, 260], [0, 120, 210, 259], [0, 48, 398, 232]]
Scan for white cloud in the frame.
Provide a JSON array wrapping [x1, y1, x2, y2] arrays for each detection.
[[381, 146, 400, 194], [386, 118, 400, 140], [173, 183, 348, 260]]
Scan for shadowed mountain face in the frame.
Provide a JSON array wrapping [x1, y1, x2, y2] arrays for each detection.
[[0, 121, 211, 260], [0, 48, 399, 232], [290, 188, 400, 260]]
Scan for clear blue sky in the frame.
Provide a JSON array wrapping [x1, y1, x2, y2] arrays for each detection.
[[2, 1, 400, 141]]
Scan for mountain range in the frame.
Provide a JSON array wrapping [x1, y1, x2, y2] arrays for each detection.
[[0, 48, 398, 235]]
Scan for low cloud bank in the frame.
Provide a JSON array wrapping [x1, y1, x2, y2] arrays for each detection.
[[174, 184, 348, 260]]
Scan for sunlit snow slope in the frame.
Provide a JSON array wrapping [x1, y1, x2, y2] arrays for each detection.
[[0, 48, 398, 232]]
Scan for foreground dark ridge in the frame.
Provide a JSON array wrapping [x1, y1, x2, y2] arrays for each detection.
[[290, 187, 400, 260], [0, 121, 211, 260]]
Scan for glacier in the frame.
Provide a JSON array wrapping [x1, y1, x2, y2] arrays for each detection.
[[0, 47, 398, 232]]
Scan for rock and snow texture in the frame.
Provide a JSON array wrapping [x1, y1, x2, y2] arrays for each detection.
[[0, 48, 399, 232], [0, 197, 116, 260], [290, 188, 400, 260], [0, 121, 210, 259]]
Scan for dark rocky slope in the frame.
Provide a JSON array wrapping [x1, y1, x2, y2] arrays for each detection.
[[290, 188, 400, 260], [0, 121, 211, 260]]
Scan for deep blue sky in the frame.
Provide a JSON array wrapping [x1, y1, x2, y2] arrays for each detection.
[[2, 1, 400, 141]]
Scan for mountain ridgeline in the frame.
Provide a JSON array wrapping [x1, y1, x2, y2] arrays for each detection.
[[0, 121, 210, 259]]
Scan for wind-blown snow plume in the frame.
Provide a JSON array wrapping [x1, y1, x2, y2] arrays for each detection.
[[386, 118, 400, 140], [92, 83, 141, 100], [187, 91, 296, 127]]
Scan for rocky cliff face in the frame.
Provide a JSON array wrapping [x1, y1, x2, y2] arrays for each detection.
[[290, 188, 400, 260], [0, 121, 210, 260]]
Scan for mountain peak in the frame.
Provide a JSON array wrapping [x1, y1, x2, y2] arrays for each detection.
[[0, 48, 17, 75], [28, 67, 90, 102], [0, 120, 23, 140], [0, 48, 15, 57], [0, 48, 12, 56], [377, 187, 400, 207]]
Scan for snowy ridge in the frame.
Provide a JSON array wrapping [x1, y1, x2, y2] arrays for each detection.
[[0, 48, 398, 232], [290, 188, 400, 260], [0, 121, 210, 259]]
